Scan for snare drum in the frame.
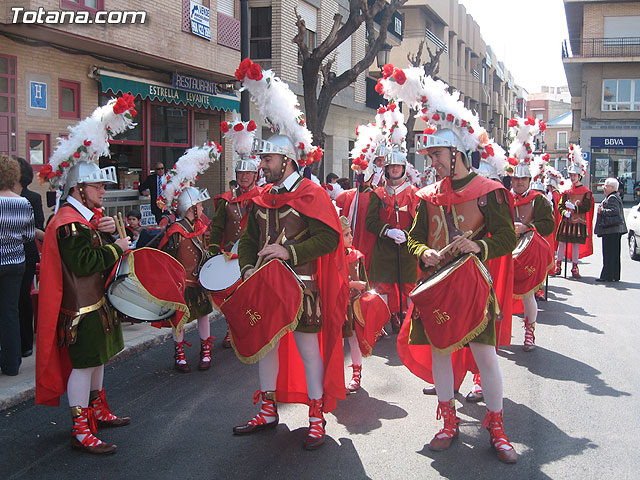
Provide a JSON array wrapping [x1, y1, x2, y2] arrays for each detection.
[[199, 241, 241, 291], [353, 290, 390, 357], [220, 259, 304, 364], [409, 254, 496, 353], [512, 230, 554, 296], [106, 248, 187, 322]]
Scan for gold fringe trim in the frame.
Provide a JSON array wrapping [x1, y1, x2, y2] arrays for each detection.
[[513, 259, 554, 299], [230, 299, 303, 365], [128, 248, 191, 334]]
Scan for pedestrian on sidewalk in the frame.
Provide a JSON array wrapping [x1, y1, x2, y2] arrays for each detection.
[[594, 178, 627, 282], [0, 155, 35, 376]]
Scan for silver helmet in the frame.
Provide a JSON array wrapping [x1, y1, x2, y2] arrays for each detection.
[[415, 128, 466, 155], [475, 159, 501, 180], [385, 147, 407, 167], [252, 134, 298, 161], [176, 186, 210, 220], [374, 144, 391, 158], [235, 155, 259, 173], [531, 179, 545, 191], [566, 164, 583, 176], [513, 161, 532, 179], [62, 161, 117, 199]]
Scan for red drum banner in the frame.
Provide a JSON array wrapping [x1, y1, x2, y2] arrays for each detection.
[[353, 291, 390, 357], [512, 231, 554, 297], [409, 254, 497, 354], [221, 259, 303, 364]]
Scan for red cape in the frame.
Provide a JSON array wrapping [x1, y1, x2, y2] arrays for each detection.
[[36, 206, 94, 406], [336, 188, 376, 273], [252, 178, 350, 412], [212, 187, 262, 254], [397, 174, 514, 388], [563, 185, 594, 259]]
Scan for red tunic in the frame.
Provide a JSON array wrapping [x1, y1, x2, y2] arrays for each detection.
[[336, 188, 376, 273]]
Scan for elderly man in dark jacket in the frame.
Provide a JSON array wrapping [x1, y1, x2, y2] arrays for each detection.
[[595, 178, 627, 282]]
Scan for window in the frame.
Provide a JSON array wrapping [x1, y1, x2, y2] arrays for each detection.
[[602, 79, 640, 111], [59, 80, 80, 119], [250, 7, 271, 60], [0, 54, 17, 155], [60, 0, 103, 11], [336, 36, 351, 75], [557, 131, 568, 150], [27, 133, 50, 166]]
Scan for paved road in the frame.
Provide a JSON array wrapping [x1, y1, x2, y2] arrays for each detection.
[[2, 222, 639, 479]]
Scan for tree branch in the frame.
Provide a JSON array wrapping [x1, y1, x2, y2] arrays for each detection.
[[293, 8, 310, 61]]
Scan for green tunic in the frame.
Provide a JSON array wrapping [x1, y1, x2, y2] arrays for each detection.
[[58, 223, 124, 368], [406, 173, 516, 347], [364, 191, 418, 284], [530, 195, 556, 237], [557, 189, 592, 244], [208, 198, 228, 254]]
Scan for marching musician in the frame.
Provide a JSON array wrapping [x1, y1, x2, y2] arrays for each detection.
[[552, 144, 594, 279], [365, 146, 419, 333], [405, 128, 518, 463], [208, 129, 262, 348], [234, 133, 349, 450], [340, 216, 368, 393], [36, 161, 131, 454], [510, 159, 555, 351], [158, 186, 216, 373]]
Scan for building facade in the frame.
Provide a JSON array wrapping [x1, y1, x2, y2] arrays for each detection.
[[563, 0, 640, 194], [1, 0, 241, 219], [392, 0, 527, 170]]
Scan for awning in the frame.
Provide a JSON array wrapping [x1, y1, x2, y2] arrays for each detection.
[[99, 69, 239, 112]]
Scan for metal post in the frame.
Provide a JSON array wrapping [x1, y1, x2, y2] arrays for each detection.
[[240, 0, 250, 121]]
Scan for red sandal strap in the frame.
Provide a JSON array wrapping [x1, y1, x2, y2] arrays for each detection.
[[307, 419, 325, 438]]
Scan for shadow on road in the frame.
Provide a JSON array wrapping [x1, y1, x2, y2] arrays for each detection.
[[536, 303, 604, 335], [416, 397, 597, 479], [499, 346, 630, 398], [331, 387, 408, 434]]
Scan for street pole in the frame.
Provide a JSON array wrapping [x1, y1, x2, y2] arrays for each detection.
[[240, 0, 250, 121]]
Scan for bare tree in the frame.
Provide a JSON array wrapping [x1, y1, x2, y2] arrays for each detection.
[[405, 39, 444, 155], [294, 0, 407, 172]]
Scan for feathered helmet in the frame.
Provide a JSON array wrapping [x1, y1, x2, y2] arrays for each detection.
[[507, 116, 547, 178], [530, 153, 551, 191], [234, 58, 323, 168], [543, 163, 567, 191], [567, 144, 587, 177], [220, 117, 259, 173], [350, 122, 386, 181], [376, 64, 507, 178], [375, 102, 408, 171], [157, 142, 222, 219], [38, 94, 138, 198]]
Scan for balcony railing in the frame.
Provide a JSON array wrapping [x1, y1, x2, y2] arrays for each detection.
[[425, 28, 448, 54], [563, 37, 640, 59]]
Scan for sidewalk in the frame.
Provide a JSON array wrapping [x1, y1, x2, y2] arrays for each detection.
[[0, 315, 220, 411]]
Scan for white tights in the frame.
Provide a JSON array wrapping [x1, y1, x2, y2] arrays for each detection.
[[172, 316, 211, 343], [346, 334, 362, 366], [432, 342, 503, 412], [67, 365, 105, 408], [557, 242, 579, 263], [521, 292, 537, 325]]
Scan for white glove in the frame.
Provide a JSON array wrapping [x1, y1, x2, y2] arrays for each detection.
[[565, 200, 576, 210], [386, 228, 407, 244], [564, 210, 572, 218], [372, 167, 384, 186]]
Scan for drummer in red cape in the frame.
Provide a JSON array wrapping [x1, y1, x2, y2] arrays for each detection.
[[156, 143, 223, 373], [35, 97, 139, 455], [551, 144, 594, 279], [403, 127, 519, 463], [208, 127, 262, 347], [364, 145, 419, 333], [232, 132, 349, 450]]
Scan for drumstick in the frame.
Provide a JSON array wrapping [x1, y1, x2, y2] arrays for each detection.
[[113, 214, 126, 239], [254, 229, 287, 270], [437, 230, 473, 256]]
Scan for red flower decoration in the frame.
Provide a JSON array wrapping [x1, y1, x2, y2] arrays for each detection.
[[481, 151, 490, 159], [388, 102, 397, 111], [392, 68, 407, 85], [543, 153, 550, 162], [235, 58, 253, 81], [423, 127, 436, 135], [539, 121, 546, 132], [39, 164, 53, 179], [247, 120, 257, 132], [446, 113, 455, 122], [377, 106, 387, 114], [508, 118, 519, 128], [361, 161, 369, 169], [233, 123, 244, 132], [382, 64, 394, 79], [432, 113, 440, 121], [525, 116, 536, 126], [220, 121, 230, 133], [460, 120, 468, 127], [215, 141, 222, 153], [421, 96, 427, 104], [468, 127, 474, 134], [73, 151, 80, 158], [83, 140, 92, 147], [297, 142, 305, 150], [507, 156, 519, 166], [247, 63, 263, 81], [374, 80, 384, 95], [60, 161, 70, 168], [112, 97, 129, 115], [485, 144, 495, 156]]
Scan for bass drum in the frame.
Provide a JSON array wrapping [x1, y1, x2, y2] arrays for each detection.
[[199, 241, 241, 291], [106, 248, 179, 321]]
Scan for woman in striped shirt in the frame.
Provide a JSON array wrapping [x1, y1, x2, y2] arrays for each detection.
[[0, 154, 35, 376]]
